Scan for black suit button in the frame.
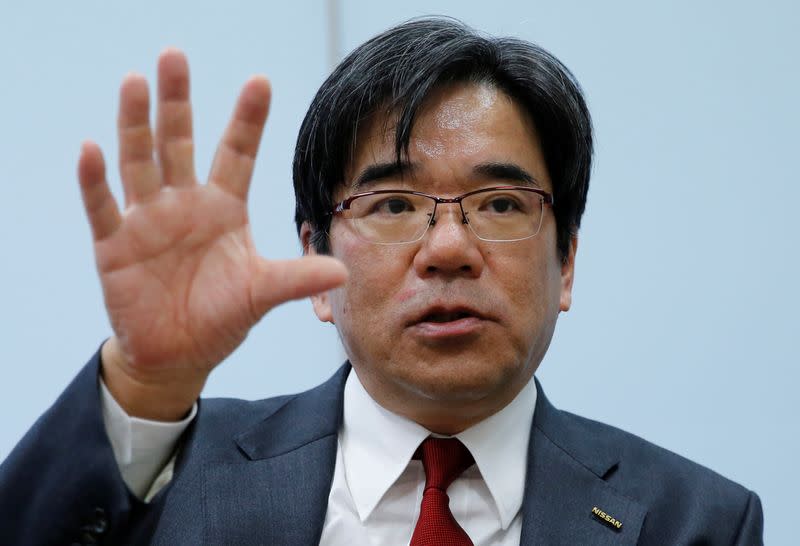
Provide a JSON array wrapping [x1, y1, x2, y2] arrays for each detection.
[[77, 507, 108, 544], [90, 518, 108, 534], [90, 507, 108, 533]]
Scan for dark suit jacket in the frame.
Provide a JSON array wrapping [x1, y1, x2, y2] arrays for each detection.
[[0, 350, 763, 545]]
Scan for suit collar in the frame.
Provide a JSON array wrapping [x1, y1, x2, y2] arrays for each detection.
[[519, 378, 646, 544], [531, 377, 619, 479], [234, 364, 350, 460]]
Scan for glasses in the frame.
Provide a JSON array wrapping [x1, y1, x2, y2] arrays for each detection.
[[331, 186, 554, 244]]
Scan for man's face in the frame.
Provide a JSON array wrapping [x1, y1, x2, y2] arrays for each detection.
[[305, 82, 576, 433]]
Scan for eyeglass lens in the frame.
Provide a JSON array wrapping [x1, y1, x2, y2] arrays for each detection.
[[347, 189, 544, 244]]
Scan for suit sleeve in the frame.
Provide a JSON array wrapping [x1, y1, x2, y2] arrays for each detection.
[[733, 490, 764, 546], [0, 348, 143, 545]]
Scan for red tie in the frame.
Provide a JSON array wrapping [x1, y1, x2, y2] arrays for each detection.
[[410, 437, 475, 546]]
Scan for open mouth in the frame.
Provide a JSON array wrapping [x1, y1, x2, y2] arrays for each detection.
[[420, 311, 475, 323], [410, 308, 486, 339]]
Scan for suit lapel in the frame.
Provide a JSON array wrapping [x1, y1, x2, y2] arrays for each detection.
[[202, 365, 349, 546], [520, 380, 646, 545]]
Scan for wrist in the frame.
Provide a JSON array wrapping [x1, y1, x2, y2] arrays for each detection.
[[100, 337, 207, 421]]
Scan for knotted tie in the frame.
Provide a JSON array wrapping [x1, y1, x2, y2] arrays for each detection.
[[410, 437, 475, 546]]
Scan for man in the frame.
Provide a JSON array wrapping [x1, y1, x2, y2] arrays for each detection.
[[0, 18, 762, 545]]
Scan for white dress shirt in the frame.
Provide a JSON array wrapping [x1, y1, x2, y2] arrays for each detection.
[[101, 369, 537, 545]]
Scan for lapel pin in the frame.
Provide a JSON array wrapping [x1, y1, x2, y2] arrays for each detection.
[[592, 506, 623, 531]]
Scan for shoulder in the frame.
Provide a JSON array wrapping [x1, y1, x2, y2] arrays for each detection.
[[554, 408, 750, 496]]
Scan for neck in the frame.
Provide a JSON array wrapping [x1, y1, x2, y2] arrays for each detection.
[[353, 366, 533, 435]]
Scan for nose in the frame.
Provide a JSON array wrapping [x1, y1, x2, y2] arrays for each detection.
[[412, 203, 484, 279]]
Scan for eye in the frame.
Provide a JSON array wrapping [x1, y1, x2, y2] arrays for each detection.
[[372, 196, 415, 215], [483, 195, 523, 214]]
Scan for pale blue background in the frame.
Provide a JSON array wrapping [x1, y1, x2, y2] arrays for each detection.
[[1, 0, 796, 542]]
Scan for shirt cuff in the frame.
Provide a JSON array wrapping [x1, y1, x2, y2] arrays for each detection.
[[99, 378, 197, 500]]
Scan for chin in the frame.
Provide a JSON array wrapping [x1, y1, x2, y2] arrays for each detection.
[[397, 356, 523, 404]]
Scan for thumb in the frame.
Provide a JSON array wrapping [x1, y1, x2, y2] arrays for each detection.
[[250, 255, 348, 317]]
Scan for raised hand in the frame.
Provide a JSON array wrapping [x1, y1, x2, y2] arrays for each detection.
[[77, 50, 347, 420]]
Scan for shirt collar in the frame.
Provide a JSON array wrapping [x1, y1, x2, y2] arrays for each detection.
[[340, 368, 537, 529], [340, 370, 430, 522], [455, 375, 537, 529]]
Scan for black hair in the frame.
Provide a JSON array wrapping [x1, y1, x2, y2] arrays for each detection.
[[293, 16, 592, 262]]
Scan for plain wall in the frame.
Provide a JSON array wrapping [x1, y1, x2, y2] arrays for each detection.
[[1, 1, 796, 542]]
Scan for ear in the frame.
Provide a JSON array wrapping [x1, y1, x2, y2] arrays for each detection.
[[300, 222, 335, 324], [559, 236, 578, 312]]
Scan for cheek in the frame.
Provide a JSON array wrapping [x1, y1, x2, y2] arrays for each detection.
[[491, 247, 562, 326], [329, 242, 417, 365], [330, 239, 412, 325]]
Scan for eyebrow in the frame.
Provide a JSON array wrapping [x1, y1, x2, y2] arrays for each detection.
[[351, 161, 415, 190], [350, 160, 541, 191], [472, 162, 541, 187]]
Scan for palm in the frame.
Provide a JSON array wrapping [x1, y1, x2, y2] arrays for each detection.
[[77, 50, 346, 396], [97, 185, 258, 373]]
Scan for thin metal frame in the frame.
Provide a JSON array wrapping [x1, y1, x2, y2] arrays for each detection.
[[331, 185, 554, 244]]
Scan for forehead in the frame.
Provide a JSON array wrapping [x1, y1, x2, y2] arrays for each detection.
[[344, 81, 551, 193]]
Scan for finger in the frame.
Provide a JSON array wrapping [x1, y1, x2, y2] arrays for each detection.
[[208, 76, 271, 200], [78, 141, 122, 241], [118, 73, 160, 205], [250, 256, 348, 317], [155, 48, 196, 187]]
